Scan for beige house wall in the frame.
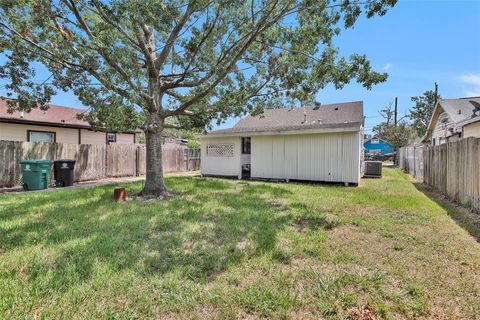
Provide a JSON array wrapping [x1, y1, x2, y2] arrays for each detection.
[[0, 122, 78, 144], [0, 122, 135, 145], [80, 129, 105, 145], [463, 121, 480, 138], [116, 133, 135, 144]]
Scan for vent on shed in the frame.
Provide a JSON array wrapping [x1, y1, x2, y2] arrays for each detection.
[[206, 144, 234, 157]]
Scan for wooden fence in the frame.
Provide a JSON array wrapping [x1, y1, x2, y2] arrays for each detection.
[[0, 140, 200, 188], [423, 137, 480, 212]]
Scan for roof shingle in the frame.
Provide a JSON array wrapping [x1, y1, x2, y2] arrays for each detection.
[[207, 101, 363, 135], [438, 97, 480, 124], [0, 98, 90, 128]]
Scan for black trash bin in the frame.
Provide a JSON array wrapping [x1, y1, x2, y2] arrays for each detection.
[[53, 159, 76, 187]]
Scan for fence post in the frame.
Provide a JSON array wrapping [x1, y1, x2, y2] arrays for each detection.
[[413, 146, 416, 177], [135, 145, 139, 176]]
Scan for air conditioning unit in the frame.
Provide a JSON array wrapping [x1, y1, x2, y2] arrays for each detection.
[[364, 161, 382, 178]]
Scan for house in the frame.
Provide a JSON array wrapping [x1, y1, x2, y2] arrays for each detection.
[[364, 137, 395, 155], [0, 98, 137, 144], [422, 97, 480, 145], [198, 101, 364, 185]]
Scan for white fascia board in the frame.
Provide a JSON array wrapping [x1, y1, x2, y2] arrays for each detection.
[[197, 125, 361, 139]]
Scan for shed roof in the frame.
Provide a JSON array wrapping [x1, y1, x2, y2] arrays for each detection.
[[204, 101, 363, 136]]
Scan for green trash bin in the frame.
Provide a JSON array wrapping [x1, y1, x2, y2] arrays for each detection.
[[19, 159, 53, 190]]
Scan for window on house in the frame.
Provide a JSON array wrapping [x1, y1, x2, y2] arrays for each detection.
[[242, 137, 251, 154], [28, 130, 55, 143], [432, 138, 436, 146], [106, 133, 116, 144]]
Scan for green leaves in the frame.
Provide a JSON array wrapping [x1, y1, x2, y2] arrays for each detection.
[[409, 90, 440, 137], [0, 0, 397, 133]]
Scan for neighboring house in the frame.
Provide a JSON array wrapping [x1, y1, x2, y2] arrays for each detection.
[[198, 101, 364, 185], [364, 137, 395, 155], [0, 98, 137, 144], [422, 97, 480, 145]]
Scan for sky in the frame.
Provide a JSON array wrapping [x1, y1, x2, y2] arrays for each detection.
[[1, 0, 479, 134]]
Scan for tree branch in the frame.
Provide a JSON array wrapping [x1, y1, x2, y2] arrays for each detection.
[[165, 1, 288, 117], [0, 22, 85, 70], [163, 123, 186, 129], [89, 1, 142, 49], [155, 1, 195, 69]]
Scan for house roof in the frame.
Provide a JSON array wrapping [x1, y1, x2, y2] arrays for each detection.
[[203, 101, 363, 136], [437, 97, 480, 124], [0, 98, 91, 129], [422, 96, 480, 142], [0, 98, 140, 133], [364, 137, 393, 146]]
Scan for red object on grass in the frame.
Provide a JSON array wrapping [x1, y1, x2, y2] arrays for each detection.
[[113, 187, 126, 201]]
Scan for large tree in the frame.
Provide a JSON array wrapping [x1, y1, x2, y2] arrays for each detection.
[[0, 0, 396, 198], [373, 102, 417, 149], [409, 89, 440, 137]]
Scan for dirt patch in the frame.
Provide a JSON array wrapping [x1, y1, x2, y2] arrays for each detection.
[[291, 216, 339, 232], [349, 304, 377, 320], [156, 306, 220, 320]]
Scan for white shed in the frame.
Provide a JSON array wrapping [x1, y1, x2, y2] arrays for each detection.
[[198, 101, 364, 185]]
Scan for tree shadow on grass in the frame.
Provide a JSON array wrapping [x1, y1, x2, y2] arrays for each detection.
[[413, 182, 480, 242], [0, 176, 325, 294], [144, 178, 295, 280]]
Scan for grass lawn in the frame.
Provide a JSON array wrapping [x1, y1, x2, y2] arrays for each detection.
[[1, 168, 479, 319]]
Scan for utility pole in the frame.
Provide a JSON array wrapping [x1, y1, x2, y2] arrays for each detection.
[[394, 97, 398, 127], [433, 82, 438, 108]]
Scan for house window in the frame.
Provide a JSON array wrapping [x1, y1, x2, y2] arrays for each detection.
[[106, 133, 116, 144], [28, 130, 55, 143], [206, 143, 234, 157], [439, 113, 449, 124], [242, 137, 251, 154]]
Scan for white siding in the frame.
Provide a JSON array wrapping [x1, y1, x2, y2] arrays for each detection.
[[272, 136, 285, 178], [200, 136, 241, 177], [284, 136, 298, 179], [251, 131, 361, 184], [251, 136, 273, 178]]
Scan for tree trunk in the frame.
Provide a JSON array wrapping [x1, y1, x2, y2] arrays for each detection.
[[141, 127, 169, 198]]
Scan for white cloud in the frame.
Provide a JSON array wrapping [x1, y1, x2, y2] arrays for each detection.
[[458, 73, 480, 86], [465, 89, 480, 96], [382, 63, 392, 71], [458, 73, 480, 97]]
